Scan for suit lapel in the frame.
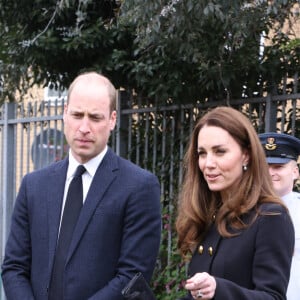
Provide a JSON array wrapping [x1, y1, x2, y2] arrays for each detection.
[[47, 159, 69, 267], [66, 149, 118, 260]]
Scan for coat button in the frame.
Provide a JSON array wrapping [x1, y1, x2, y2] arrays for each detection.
[[208, 246, 213, 256], [198, 245, 204, 255]]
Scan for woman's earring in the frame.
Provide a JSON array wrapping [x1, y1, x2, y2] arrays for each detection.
[[243, 164, 248, 171]]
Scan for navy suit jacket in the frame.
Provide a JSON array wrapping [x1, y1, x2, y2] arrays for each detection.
[[181, 203, 294, 300], [2, 148, 161, 300]]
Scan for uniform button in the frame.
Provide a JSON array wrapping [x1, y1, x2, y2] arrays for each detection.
[[208, 246, 213, 256], [198, 245, 204, 255]]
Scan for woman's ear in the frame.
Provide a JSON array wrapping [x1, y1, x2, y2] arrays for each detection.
[[242, 150, 250, 166]]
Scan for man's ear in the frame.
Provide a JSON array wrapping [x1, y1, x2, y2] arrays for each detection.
[[292, 164, 300, 181], [109, 110, 117, 130]]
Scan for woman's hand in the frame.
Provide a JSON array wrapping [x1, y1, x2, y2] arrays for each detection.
[[184, 272, 216, 299]]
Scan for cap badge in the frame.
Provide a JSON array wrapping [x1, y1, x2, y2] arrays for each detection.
[[265, 137, 277, 151]]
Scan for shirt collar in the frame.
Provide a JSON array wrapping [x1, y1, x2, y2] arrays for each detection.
[[67, 146, 108, 178]]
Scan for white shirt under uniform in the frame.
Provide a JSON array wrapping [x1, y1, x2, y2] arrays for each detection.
[[282, 191, 300, 300]]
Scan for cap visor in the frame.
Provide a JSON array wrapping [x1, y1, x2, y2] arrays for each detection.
[[266, 157, 291, 164]]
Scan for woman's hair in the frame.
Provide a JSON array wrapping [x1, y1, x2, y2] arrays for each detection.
[[176, 106, 284, 257]]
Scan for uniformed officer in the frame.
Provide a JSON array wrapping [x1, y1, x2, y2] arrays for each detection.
[[259, 132, 300, 300]]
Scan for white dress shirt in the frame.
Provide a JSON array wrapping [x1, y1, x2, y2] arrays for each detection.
[[59, 146, 108, 229], [282, 191, 300, 300]]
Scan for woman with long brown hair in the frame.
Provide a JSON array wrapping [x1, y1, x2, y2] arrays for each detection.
[[176, 106, 294, 299]]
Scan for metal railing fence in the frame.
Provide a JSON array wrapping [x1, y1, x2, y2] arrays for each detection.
[[0, 91, 299, 299]]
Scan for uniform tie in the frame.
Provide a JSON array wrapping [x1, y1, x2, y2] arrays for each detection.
[[48, 165, 86, 300]]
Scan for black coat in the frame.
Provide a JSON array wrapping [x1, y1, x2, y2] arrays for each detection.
[[180, 203, 294, 300]]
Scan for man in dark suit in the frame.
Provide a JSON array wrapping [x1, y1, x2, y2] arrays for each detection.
[[1, 72, 161, 300]]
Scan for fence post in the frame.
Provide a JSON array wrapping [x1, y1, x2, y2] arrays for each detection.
[[1, 102, 16, 300], [265, 94, 277, 132], [116, 90, 129, 158]]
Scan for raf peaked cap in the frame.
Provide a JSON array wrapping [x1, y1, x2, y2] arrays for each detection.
[[258, 132, 300, 164]]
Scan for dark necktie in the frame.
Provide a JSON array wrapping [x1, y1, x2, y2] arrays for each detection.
[[48, 165, 86, 300]]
